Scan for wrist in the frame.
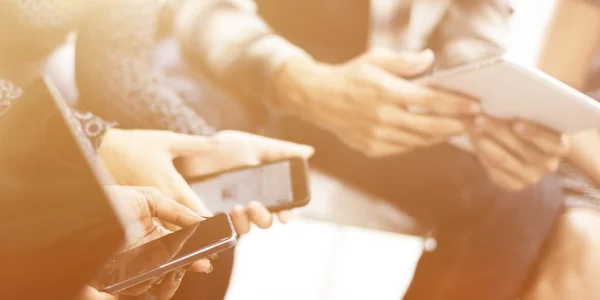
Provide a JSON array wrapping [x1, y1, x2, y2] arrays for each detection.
[[567, 130, 600, 184], [269, 57, 330, 115]]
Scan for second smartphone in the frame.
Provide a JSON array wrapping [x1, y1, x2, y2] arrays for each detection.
[[186, 158, 310, 213], [93, 213, 237, 294]]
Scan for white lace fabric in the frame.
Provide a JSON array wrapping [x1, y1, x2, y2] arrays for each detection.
[[0, 77, 114, 150], [1, 0, 213, 137]]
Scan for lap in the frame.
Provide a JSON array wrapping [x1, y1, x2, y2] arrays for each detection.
[[275, 117, 564, 299]]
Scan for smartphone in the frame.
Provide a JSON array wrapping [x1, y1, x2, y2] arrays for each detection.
[[93, 213, 237, 294], [186, 158, 310, 213]]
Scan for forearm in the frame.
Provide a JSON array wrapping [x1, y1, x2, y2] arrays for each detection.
[[172, 0, 311, 109], [535, 0, 600, 180]]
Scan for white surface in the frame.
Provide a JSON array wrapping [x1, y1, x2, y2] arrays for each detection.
[[298, 170, 419, 235], [225, 220, 423, 300]]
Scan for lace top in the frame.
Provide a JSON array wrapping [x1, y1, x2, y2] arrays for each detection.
[[0, 77, 114, 152], [0, 0, 214, 139]]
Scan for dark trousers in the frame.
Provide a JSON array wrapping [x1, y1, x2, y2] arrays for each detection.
[[273, 117, 563, 299]]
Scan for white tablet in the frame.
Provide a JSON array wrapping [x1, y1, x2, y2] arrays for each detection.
[[412, 55, 600, 151]]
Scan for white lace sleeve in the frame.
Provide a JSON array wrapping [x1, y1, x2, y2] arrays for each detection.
[[0, 77, 115, 151], [75, 0, 214, 136]]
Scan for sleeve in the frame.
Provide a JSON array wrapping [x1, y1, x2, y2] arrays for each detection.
[[74, 0, 214, 136], [429, 0, 513, 68], [1, 77, 112, 152], [172, 0, 312, 113]]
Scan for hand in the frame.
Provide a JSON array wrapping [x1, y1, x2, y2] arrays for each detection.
[[76, 270, 189, 300], [97, 186, 211, 299], [99, 129, 314, 234], [272, 48, 481, 157], [174, 130, 312, 234], [466, 116, 569, 191], [521, 208, 600, 299]]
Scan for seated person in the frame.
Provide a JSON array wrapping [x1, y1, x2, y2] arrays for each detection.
[[156, 0, 595, 298], [0, 1, 313, 299], [516, 0, 600, 298]]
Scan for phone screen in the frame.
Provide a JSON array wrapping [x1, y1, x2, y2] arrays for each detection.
[[189, 161, 295, 213], [95, 214, 234, 291]]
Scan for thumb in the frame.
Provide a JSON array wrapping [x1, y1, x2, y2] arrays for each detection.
[[167, 164, 214, 217], [367, 48, 434, 78]]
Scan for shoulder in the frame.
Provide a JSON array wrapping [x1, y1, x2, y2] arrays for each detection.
[[0, 0, 94, 29]]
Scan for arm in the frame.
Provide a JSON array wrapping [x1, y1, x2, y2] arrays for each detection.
[[431, 0, 513, 68], [172, 0, 311, 113], [535, 0, 600, 183], [74, 1, 213, 136]]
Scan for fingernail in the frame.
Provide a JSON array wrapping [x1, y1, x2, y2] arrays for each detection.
[[404, 49, 434, 67], [206, 264, 214, 274], [470, 103, 481, 114], [513, 122, 527, 135], [155, 275, 165, 285], [233, 204, 244, 211], [473, 116, 486, 133], [175, 270, 186, 281], [418, 49, 434, 59], [208, 254, 218, 260]]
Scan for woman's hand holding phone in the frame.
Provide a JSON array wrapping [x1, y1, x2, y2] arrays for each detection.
[[77, 185, 211, 300], [98, 129, 314, 235]]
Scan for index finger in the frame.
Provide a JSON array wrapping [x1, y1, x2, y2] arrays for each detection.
[[218, 131, 315, 162], [141, 188, 203, 227], [513, 121, 569, 156], [375, 72, 480, 115]]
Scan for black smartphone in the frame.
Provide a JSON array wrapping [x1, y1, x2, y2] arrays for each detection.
[[186, 158, 310, 213], [93, 213, 237, 294]]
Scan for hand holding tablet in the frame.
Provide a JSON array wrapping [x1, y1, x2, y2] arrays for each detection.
[[411, 55, 600, 151]]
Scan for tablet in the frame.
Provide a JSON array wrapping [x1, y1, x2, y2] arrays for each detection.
[[412, 55, 600, 151]]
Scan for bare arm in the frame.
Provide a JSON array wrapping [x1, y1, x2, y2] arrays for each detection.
[[535, 0, 600, 183]]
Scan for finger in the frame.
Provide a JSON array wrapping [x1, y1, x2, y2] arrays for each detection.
[[166, 164, 214, 217], [366, 48, 435, 77], [359, 110, 430, 147], [474, 135, 543, 184], [186, 258, 212, 273], [231, 205, 251, 235], [277, 210, 293, 224], [139, 187, 203, 227], [337, 131, 407, 157], [370, 68, 480, 115], [247, 201, 274, 229], [479, 156, 526, 191], [151, 269, 186, 300], [377, 106, 467, 137], [513, 121, 569, 156], [162, 132, 213, 157], [120, 278, 158, 297], [75, 286, 117, 300], [225, 133, 314, 162], [477, 116, 559, 173]]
